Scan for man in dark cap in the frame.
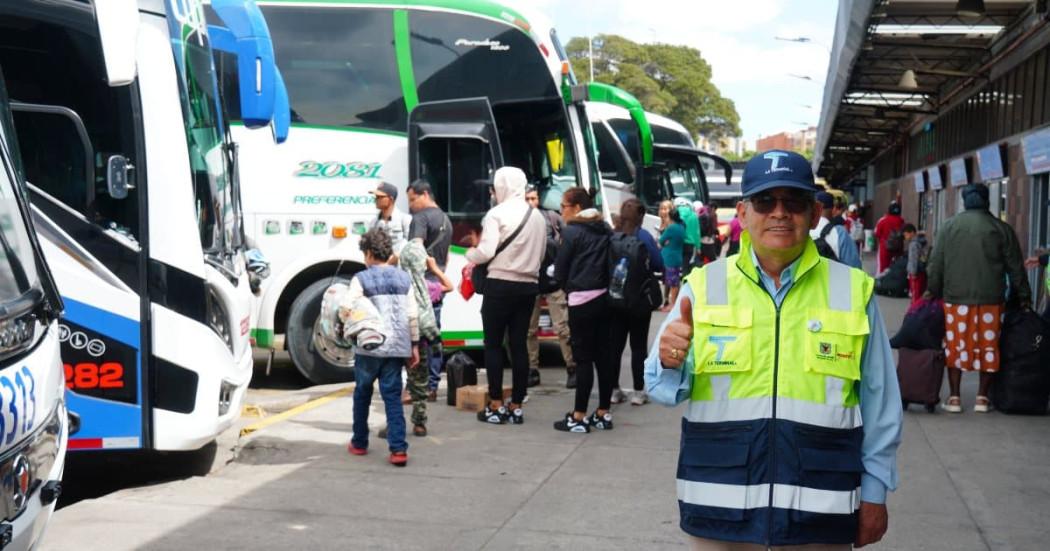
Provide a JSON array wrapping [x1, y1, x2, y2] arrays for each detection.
[[645, 150, 902, 549], [926, 183, 1030, 413], [810, 191, 862, 269]]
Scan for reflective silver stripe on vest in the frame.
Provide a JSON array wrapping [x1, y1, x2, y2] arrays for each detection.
[[686, 396, 862, 429], [677, 480, 861, 515], [827, 260, 852, 312], [706, 258, 729, 306]]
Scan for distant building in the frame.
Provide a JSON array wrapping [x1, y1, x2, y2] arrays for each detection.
[[697, 135, 748, 156], [756, 126, 816, 153]]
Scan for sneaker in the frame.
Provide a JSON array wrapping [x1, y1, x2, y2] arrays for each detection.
[[942, 396, 963, 413], [413, 424, 427, 437], [553, 412, 590, 433], [565, 370, 577, 389], [377, 426, 388, 439], [588, 410, 614, 430], [610, 388, 627, 404], [508, 408, 524, 425], [389, 451, 408, 467], [528, 368, 541, 387], [426, 389, 437, 402], [974, 396, 991, 413], [477, 405, 509, 424], [630, 391, 649, 406], [347, 444, 367, 456]]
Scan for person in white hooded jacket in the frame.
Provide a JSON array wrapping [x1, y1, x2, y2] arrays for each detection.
[[466, 167, 547, 425]]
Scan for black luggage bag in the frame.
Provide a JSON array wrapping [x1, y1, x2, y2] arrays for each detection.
[[992, 309, 1050, 414], [445, 351, 478, 406], [897, 348, 944, 412], [875, 256, 908, 298]]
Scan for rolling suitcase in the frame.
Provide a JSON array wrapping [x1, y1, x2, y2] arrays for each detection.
[[897, 347, 944, 412], [445, 351, 478, 406]]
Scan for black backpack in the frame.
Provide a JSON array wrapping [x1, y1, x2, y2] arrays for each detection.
[[814, 223, 838, 261], [607, 231, 661, 313], [885, 230, 905, 254]]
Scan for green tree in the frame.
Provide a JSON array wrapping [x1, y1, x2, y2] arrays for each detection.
[[565, 34, 740, 139]]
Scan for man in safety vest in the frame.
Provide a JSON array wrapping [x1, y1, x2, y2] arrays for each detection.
[[644, 150, 902, 550]]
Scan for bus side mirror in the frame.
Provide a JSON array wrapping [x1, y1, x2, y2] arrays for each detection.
[[106, 155, 135, 200]]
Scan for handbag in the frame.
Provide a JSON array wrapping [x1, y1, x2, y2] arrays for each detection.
[[471, 207, 533, 295]]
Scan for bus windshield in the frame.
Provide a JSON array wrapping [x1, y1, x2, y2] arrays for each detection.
[[0, 124, 39, 304], [165, 2, 238, 262]]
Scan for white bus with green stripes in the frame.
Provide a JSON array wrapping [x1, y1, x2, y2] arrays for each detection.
[[217, 0, 655, 383]]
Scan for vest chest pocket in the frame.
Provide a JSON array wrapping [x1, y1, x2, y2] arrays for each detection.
[[692, 306, 753, 374], [803, 309, 868, 382]]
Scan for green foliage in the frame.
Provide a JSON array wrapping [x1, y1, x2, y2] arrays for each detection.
[[723, 150, 758, 163], [565, 34, 741, 139]]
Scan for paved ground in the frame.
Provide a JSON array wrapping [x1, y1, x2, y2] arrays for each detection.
[[43, 259, 1050, 550]]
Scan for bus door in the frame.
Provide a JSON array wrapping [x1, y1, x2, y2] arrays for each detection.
[[408, 97, 504, 245]]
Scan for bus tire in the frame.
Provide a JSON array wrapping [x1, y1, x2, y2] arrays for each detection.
[[287, 279, 355, 384]]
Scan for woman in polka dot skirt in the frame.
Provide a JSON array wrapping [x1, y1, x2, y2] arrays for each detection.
[[925, 184, 1032, 413]]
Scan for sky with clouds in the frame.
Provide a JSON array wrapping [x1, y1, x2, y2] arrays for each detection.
[[519, 0, 838, 145]]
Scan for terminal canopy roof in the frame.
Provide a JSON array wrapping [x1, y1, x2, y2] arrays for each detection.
[[814, 0, 1035, 185]]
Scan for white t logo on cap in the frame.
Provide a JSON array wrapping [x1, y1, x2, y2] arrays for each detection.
[[764, 152, 792, 174]]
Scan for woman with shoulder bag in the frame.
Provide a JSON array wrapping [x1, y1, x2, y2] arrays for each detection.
[[465, 167, 547, 425]]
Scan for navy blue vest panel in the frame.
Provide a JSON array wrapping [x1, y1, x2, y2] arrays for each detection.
[[676, 416, 862, 546]]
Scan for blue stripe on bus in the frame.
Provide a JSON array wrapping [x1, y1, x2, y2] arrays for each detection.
[[66, 391, 143, 443], [62, 298, 140, 348]]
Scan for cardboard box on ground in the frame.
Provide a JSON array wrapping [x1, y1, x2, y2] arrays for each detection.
[[455, 385, 512, 412]]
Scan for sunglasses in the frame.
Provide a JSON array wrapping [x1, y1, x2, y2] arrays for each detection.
[[747, 192, 813, 215]]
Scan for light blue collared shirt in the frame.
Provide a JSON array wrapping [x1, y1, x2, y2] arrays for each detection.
[[644, 251, 902, 504]]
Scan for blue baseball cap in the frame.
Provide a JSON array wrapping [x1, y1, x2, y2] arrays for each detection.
[[742, 150, 821, 197]]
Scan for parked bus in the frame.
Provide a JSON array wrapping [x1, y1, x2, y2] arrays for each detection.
[[218, 0, 653, 382], [587, 102, 732, 237], [0, 0, 287, 452], [0, 65, 68, 550]]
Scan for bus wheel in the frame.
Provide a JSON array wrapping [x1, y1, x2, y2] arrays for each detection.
[[287, 279, 355, 384]]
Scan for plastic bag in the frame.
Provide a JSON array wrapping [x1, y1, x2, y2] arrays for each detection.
[[460, 264, 475, 301]]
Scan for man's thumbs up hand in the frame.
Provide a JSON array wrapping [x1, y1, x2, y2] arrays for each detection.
[[659, 297, 694, 369]]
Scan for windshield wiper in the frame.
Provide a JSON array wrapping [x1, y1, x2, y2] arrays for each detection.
[[0, 221, 30, 292]]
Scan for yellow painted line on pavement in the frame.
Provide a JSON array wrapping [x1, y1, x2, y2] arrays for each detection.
[[240, 385, 354, 437]]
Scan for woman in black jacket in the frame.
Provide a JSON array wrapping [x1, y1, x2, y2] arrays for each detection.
[[551, 188, 614, 433]]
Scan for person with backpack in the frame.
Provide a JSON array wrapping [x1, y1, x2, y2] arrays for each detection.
[[926, 184, 1031, 414], [551, 187, 615, 433], [658, 200, 686, 313], [809, 191, 862, 268], [903, 224, 928, 308], [874, 202, 905, 274], [608, 199, 663, 406], [674, 197, 700, 269], [524, 186, 577, 389]]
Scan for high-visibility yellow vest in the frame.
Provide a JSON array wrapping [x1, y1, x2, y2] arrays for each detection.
[[674, 234, 873, 546]]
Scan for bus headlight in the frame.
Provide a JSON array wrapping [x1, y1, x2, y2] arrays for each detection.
[[0, 404, 62, 521], [206, 287, 233, 353]]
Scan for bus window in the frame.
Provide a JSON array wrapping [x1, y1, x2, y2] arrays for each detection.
[[607, 118, 641, 165], [0, 18, 141, 239], [652, 125, 692, 146], [591, 122, 632, 184], [409, 11, 557, 104], [260, 6, 406, 132]]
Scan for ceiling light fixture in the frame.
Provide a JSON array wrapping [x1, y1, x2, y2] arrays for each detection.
[[956, 0, 986, 18], [898, 69, 919, 89]]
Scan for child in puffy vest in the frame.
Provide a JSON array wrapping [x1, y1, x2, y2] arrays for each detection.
[[340, 228, 420, 467]]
